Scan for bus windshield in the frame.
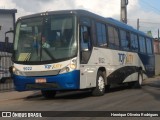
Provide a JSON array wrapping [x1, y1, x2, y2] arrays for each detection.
[[13, 15, 77, 64]]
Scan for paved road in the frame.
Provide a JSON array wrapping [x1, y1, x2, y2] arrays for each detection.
[[0, 76, 160, 120]]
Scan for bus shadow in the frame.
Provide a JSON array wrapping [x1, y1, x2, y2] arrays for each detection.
[[24, 91, 92, 101], [146, 82, 160, 88], [24, 85, 132, 101]]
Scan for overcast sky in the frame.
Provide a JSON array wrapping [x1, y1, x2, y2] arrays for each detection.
[[1, 0, 160, 37]]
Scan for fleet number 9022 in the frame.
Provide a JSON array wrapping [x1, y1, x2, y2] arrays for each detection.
[[23, 67, 32, 71]]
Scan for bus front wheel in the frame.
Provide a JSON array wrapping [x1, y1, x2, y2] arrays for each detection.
[[41, 90, 56, 99], [92, 71, 105, 96]]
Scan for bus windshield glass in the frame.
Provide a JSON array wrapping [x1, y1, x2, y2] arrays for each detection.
[[13, 15, 77, 64]]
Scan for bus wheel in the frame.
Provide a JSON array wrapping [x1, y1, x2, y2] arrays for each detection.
[[41, 90, 56, 99], [134, 71, 143, 88], [92, 71, 105, 96]]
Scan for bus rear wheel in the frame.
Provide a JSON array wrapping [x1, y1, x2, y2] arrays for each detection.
[[92, 71, 105, 96], [135, 71, 143, 88], [41, 90, 56, 99], [129, 71, 143, 89]]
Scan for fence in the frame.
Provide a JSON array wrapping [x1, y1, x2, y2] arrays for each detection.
[[0, 52, 14, 92]]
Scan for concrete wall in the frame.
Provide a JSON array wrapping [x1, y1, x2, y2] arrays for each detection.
[[155, 54, 160, 75]]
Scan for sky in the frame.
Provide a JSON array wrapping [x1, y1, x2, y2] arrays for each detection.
[[0, 0, 160, 37]]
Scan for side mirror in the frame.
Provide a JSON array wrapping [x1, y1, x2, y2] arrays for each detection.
[[5, 30, 14, 52], [5, 30, 14, 34], [5, 37, 9, 50]]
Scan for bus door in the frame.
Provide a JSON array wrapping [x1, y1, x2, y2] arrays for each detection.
[[79, 17, 94, 88]]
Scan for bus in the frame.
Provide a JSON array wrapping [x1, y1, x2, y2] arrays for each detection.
[[10, 10, 155, 98]]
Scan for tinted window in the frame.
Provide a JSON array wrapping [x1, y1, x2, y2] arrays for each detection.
[[139, 36, 146, 53], [146, 38, 153, 54], [130, 33, 139, 52], [108, 26, 119, 49], [120, 30, 130, 50], [96, 22, 107, 47]]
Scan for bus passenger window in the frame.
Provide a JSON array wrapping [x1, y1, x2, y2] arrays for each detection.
[[146, 38, 153, 54], [130, 33, 139, 52], [120, 30, 130, 50], [96, 22, 107, 47], [139, 36, 146, 53], [108, 26, 119, 49]]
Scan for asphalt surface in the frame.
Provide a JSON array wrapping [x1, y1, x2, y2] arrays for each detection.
[[0, 76, 160, 120]]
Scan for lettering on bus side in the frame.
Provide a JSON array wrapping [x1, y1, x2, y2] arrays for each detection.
[[44, 64, 62, 70], [118, 53, 134, 65], [118, 53, 126, 65], [52, 64, 62, 69], [44, 65, 52, 69], [126, 54, 133, 64]]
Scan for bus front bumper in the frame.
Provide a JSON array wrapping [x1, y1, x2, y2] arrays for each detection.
[[12, 70, 80, 91]]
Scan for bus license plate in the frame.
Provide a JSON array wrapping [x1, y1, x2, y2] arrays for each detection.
[[35, 78, 46, 83]]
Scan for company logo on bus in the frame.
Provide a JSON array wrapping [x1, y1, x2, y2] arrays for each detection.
[[118, 53, 133, 65], [44, 64, 62, 70]]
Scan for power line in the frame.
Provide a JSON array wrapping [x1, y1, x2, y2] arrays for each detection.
[[128, 19, 160, 25], [141, 0, 160, 13]]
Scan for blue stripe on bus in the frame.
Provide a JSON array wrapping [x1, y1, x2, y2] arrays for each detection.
[[107, 66, 139, 84], [107, 54, 155, 84], [13, 70, 80, 91]]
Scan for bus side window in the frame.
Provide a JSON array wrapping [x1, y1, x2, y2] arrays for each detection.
[[108, 26, 120, 49], [139, 36, 146, 54], [130, 33, 139, 52], [96, 22, 107, 47], [120, 30, 130, 50]]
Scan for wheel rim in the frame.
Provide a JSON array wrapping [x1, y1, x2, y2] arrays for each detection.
[[98, 76, 105, 92], [139, 74, 142, 85]]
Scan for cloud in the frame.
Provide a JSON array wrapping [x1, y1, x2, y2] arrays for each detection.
[[1, 0, 160, 37], [0, 0, 140, 19]]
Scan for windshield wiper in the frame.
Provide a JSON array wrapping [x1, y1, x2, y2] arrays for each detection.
[[42, 48, 56, 61]]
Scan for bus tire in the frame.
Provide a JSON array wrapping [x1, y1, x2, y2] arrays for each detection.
[[41, 90, 56, 99], [92, 71, 105, 96], [134, 71, 143, 88]]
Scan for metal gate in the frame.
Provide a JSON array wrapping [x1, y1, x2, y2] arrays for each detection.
[[0, 52, 14, 92]]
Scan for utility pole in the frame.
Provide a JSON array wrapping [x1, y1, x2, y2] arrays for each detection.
[[137, 18, 140, 30], [158, 29, 159, 40], [121, 0, 128, 24]]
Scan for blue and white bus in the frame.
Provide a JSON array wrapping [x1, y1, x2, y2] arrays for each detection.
[[10, 10, 155, 98]]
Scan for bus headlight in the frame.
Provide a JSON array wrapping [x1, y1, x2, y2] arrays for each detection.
[[59, 66, 70, 74], [59, 58, 77, 74], [12, 67, 16, 73], [70, 64, 76, 69], [11, 67, 21, 75]]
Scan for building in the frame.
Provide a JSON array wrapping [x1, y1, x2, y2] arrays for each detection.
[[154, 38, 160, 54], [154, 38, 160, 75], [0, 9, 17, 53], [0, 9, 17, 82]]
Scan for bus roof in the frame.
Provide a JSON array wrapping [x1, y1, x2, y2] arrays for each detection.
[[18, 9, 151, 38]]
